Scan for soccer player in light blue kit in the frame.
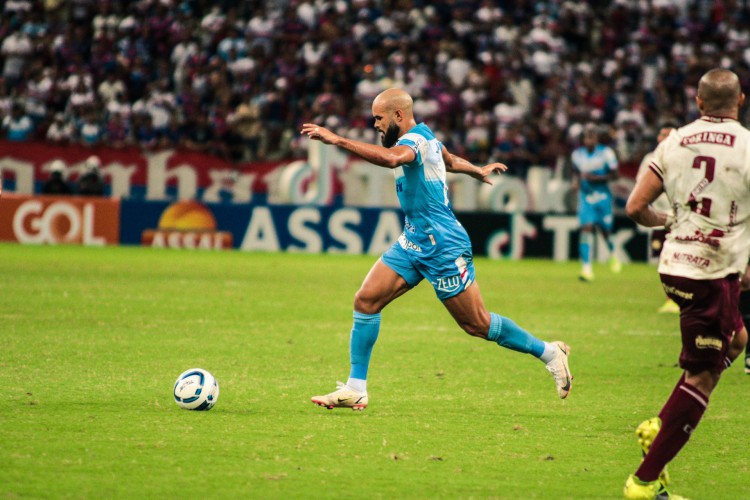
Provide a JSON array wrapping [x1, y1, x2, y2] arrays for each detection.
[[571, 124, 622, 282], [301, 88, 572, 410]]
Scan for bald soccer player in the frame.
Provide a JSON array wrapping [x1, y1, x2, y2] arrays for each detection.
[[624, 68, 750, 499], [300, 88, 572, 411]]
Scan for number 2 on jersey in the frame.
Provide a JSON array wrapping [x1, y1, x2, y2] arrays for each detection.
[[688, 155, 715, 217]]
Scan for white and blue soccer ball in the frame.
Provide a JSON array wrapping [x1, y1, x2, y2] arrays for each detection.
[[173, 368, 219, 411]]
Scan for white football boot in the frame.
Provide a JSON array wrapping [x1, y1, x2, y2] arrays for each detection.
[[545, 341, 572, 399], [311, 382, 368, 411]]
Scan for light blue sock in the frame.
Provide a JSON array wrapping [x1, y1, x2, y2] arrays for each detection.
[[349, 311, 381, 380], [487, 313, 545, 358], [580, 232, 593, 265]]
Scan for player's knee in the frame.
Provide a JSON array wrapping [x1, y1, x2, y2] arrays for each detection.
[[353, 289, 380, 315], [459, 314, 490, 339]]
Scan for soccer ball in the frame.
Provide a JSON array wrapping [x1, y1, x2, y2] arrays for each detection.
[[173, 368, 220, 411]]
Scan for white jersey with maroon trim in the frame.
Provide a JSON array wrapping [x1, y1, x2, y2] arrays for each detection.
[[648, 116, 750, 279]]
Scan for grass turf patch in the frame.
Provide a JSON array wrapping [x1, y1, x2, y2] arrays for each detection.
[[1, 243, 748, 498]]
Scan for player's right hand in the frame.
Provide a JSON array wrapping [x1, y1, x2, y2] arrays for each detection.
[[301, 123, 336, 145]]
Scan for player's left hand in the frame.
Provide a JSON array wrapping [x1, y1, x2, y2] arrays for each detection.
[[476, 163, 508, 185], [301, 123, 337, 144]]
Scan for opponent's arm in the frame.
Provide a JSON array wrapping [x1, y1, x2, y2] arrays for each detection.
[[442, 147, 507, 185], [301, 123, 414, 169], [625, 168, 670, 228]]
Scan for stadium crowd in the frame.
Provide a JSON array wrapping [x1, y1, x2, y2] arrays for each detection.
[[2, 0, 750, 177]]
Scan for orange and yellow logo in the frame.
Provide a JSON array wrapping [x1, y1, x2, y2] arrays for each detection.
[[142, 201, 232, 249]]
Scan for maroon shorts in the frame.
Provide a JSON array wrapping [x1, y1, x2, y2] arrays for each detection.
[[660, 273, 743, 373]]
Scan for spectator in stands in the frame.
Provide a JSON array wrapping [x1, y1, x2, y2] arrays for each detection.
[[46, 112, 75, 145], [183, 112, 216, 154], [97, 69, 125, 104], [2, 102, 34, 141], [42, 159, 72, 195], [158, 111, 184, 149], [105, 110, 132, 148], [77, 155, 105, 196], [79, 109, 104, 146], [133, 112, 159, 150], [1, 27, 32, 88], [229, 95, 262, 161]]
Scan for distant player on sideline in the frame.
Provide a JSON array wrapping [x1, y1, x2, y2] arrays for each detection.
[[636, 124, 679, 314], [300, 88, 572, 410], [571, 124, 622, 282], [624, 68, 750, 499]]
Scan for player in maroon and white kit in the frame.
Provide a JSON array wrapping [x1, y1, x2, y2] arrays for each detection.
[[624, 68, 750, 499]]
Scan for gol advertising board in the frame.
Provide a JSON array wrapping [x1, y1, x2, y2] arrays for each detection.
[[0, 194, 120, 245]]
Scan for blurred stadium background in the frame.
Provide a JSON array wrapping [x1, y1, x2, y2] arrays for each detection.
[[1, 0, 749, 256]]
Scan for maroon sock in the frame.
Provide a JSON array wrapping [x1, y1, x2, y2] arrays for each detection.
[[721, 356, 732, 371], [636, 379, 708, 482], [657, 373, 684, 423]]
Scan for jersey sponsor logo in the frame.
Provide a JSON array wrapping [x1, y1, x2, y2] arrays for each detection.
[[397, 233, 422, 253], [661, 284, 694, 300], [695, 335, 722, 351], [673, 229, 722, 248], [436, 275, 461, 293], [680, 132, 735, 147], [584, 191, 608, 205], [671, 251, 711, 268]]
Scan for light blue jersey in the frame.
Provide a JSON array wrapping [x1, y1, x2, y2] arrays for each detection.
[[393, 123, 469, 250], [571, 144, 618, 196], [571, 144, 618, 229], [382, 123, 474, 301]]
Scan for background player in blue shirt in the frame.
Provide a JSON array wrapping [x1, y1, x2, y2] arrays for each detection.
[[571, 124, 622, 282], [301, 88, 572, 410]]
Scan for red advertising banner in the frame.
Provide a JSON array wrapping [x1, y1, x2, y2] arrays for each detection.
[[0, 194, 120, 245], [0, 141, 296, 202]]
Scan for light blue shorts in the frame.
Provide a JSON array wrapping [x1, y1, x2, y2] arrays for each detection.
[[578, 191, 613, 231], [381, 234, 476, 301]]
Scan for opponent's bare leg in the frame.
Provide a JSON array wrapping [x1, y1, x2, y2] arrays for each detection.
[[634, 367, 718, 484], [727, 326, 748, 366]]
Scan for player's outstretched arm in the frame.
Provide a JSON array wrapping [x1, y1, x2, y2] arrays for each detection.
[[300, 123, 414, 169], [442, 147, 507, 185]]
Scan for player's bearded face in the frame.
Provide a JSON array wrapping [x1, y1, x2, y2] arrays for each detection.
[[381, 122, 400, 148]]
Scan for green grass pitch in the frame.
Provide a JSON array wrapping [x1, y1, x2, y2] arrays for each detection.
[[2, 243, 748, 499]]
